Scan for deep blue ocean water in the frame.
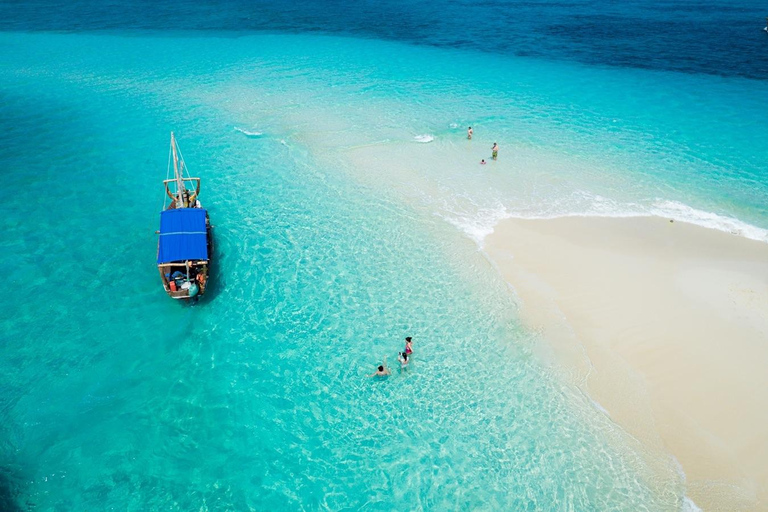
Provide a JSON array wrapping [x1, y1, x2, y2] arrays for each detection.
[[2, 0, 767, 80], [1, 1, 766, 510]]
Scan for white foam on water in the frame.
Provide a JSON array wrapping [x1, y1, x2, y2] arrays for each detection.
[[439, 204, 510, 246], [589, 398, 610, 417], [668, 456, 703, 512], [234, 126, 263, 137], [436, 189, 647, 247], [413, 134, 435, 143], [670, 457, 703, 512], [651, 199, 768, 243], [449, 122, 459, 128], [439, 187, 768, 248], [439, 190, 646, 246], [681, 496, 702, 512]]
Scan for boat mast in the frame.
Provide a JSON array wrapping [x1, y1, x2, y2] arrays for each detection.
[[170, 132, 186, 208]]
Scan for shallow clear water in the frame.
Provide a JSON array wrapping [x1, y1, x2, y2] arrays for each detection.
[[0, 1, 766, 509]]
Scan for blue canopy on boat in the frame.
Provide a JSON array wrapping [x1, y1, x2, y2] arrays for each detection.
[[157, 208, 208, 264]]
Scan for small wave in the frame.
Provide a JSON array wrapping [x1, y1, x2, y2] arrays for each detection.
[[681, 496, 702, 512], [651, 200, 768, 243], [414, 134, 435, 143], [672, 457, 702, 512], [589, 398, 610, 417], [439, 204, 509, 246], [449, 123, 459, 129], [507, 193, 768, 243], [438, 190, 768, 248], [234, 127, 263, 138]]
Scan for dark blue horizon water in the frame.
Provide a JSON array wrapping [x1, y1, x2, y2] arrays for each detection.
[[1, 0, 767, 80]]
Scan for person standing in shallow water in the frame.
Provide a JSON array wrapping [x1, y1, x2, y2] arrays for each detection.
[[467, 127, 473, 139], [398, 351, 410, 371], [492, 142, 498, 160], [404, 337, 413, 356]]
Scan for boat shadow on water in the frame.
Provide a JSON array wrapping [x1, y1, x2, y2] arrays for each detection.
[[0, 468, 23, 512]]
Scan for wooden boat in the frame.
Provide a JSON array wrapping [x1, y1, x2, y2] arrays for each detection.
[[156, 132, 212, 300]]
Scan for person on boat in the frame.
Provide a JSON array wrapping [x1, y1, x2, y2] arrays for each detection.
[[398, 351, 410, 370], [467, 126, 473, 139], [492, 142, 499, 160], [184, 260, 194, 279], [404, 336, 413, 356], [370, 356, 391, 377]]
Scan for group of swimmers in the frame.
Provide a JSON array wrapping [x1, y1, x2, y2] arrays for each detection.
[[370, 336, 413, 377], [468, 126, 499, 165]]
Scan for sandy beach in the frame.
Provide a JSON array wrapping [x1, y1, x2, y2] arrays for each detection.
[[484, 216, 768, 511]]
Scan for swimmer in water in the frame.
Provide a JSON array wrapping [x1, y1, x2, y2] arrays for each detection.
[[467, 126, 473, 139], [492, 142, 498, 160], [404, 336, 413, 356], [369, 356, 391, 377], [480, 159, 486, 165], [398, 351, 409, 370]]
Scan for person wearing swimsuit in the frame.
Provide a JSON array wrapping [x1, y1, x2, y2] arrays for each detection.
[[398, 351, 409, 370], [404, 336, 413, 356]]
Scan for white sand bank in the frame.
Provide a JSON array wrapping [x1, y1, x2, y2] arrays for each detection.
[[484, 216, 768, 511]]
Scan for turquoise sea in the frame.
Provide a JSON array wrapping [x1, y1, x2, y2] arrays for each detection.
[[1, 2, 767, 510]]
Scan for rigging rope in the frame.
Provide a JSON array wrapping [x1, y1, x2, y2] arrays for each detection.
[[162, 139, 172, 211], [176, 143, 191, 179]]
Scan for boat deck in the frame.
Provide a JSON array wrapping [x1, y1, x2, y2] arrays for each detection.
[[169, 289, 191, 299]]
